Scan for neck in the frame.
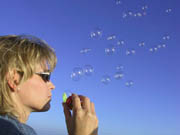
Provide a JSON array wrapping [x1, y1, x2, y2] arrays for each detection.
[[11, 94, 31, 124], [18, 111, 30, 123]]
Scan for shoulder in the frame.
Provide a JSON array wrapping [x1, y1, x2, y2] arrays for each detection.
[[21, 123, 38, 135], [0, 118, 22, 135]]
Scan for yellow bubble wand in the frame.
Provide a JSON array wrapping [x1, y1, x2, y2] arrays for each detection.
[[63, 92, 68, 103]]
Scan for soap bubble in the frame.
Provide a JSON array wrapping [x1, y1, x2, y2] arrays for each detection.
[[137, 12, 142, 17], [156, 44, 166, 49], [125, 80, 134, 87], [116, 64, 124, 71], [90, 32, 96, 38], [101, 75, 111, 85], [126, 49, 136, 55], [142, 5, 148, 10], [166, 35, 170, 40], [117, 40, 125, 46], [122, 12, 128, 18], [165, 8, 172, 13], [114, 71, 124, 80], [83, 65, 94, 76], [105, 44, 116, 55], [128, 11, 133, 16], [142, 12, 147, 16], [126, 50, 131, 55], [139, 42, 145, 47], [163, 35, 170, 40], [115, 0, 121, 5], [162, 44, 166, 48], [153, 46, 158, 51], [71, 67, 84, 81], [149, 48, 154, 52], [107, 34, 116, 40], [157, 44, 162, 49], [131, 49, 136, 54], [90, 28, 103, 39], [80, 48, 91, 54], [149, 46, 158, 53]]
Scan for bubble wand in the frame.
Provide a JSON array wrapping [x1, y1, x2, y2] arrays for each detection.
[[63, 92, 83, 110]]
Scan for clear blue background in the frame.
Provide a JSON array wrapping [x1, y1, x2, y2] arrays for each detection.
[[0, 0, 180, 135]]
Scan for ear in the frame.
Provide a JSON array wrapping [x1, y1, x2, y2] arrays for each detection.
[[6, 69, 20, 91]]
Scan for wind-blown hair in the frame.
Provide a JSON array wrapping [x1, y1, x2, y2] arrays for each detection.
[[0, 34, 57, 119]]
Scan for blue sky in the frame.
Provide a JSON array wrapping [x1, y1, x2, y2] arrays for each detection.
[[0, 0, 180, 135]]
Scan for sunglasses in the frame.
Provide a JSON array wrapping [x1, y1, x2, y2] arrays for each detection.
[[35, 72, 51, 82]]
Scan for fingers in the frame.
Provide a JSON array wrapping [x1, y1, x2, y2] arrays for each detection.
[[78, 95, 91, 111], [91, 102, 96, 115], [62, 102, 72, 123], [72, 94, 82, 111], [73, 94, 95, 114], [64, 94, 98, 135]]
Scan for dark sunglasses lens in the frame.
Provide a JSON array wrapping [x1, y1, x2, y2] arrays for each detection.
[[41, 74, 50, 82]]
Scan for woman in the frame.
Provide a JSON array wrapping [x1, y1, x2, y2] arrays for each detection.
[[0, 35, 98, 135]]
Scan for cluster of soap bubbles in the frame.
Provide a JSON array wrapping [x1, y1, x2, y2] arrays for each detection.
[[80, 48, 91, 54], [71, 65, 94, 81], [105, 36, 127, 55], [89, 27, 171, 57], [101, 64, 134, 87], [104, 33, 146, 56], [101, 64, 124, 85], [104, 33, 124, 55], [122, 5, 148, 19], [72, 1, 173, 89], [149, 34, 170, 53], [149, 44, 166, 52], [114, 65, 124, 80]]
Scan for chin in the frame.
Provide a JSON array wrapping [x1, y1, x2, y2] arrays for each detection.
[[33, 100, 51, 112]]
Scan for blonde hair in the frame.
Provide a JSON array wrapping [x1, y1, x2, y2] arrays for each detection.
[[0, 34, 57, 119]]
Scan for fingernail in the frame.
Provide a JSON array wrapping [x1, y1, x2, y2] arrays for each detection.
[[72, 93, 76, 96]]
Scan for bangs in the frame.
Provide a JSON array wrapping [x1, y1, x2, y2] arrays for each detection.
[[17, 34, 57, 73]]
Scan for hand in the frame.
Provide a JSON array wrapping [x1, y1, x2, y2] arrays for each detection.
[[62, 94, 98, 135]]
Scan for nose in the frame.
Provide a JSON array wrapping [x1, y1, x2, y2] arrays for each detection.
[[47, 81, 55, 90]]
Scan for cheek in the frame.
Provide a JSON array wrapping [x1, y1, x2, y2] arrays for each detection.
[[19, 79, 49, 105]]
